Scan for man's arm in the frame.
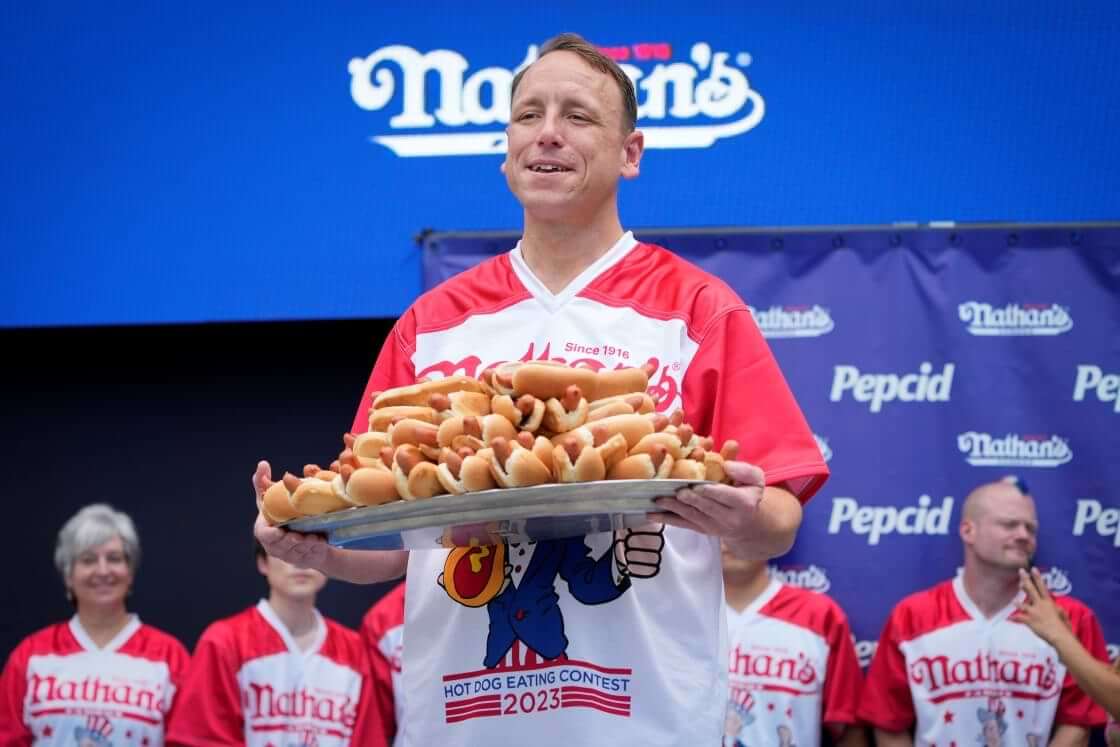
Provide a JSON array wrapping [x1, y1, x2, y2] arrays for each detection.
[[1048, 725, 1089, 747], [874, 729, 914, 747], [1017, 567, 1120, 720], [649, 460, 802, 559], [831, 724, 869, 747]]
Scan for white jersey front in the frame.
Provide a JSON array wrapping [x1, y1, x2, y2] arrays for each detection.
[[724, 580, 863, 747], [166, 600, 380, 747], [860, 576, 1108, 744], [0, 616, 188, 746], [353, 234, 828, 746]]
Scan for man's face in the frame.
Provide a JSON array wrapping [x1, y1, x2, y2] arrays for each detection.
[[961, 486, 1038, 572], [257, 554, 327, 602], [503, 51, 641, 222]]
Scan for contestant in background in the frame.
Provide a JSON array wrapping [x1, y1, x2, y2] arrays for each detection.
[[166, 541, 384, 747], [0, 503, 189, 745], [1016, 566, 1120, 729], [721, 544, 865, 747], [860, 479, 1108, 747], [360, 580, 406, 746]]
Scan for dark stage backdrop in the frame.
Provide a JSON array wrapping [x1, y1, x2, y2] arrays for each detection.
[[0, 319, 396, 661]]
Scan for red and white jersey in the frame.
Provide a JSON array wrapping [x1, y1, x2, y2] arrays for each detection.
[[166, 600, 383, 747], [859, 575, 1108, 744], [360, 582, 405, 746], [723, 580, 863, 747], [353, 234, 828, 746], [0, 615, 188, 746]]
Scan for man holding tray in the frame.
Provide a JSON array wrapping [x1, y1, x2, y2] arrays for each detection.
[[254, 32, 828, 745]]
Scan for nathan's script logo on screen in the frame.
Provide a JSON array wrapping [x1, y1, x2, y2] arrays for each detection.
[[769, 564, 831, 592], [813, 434, 832, 463], [348, 41, 764, 156], [958, 302, 1072, 336], [749, 305, 834, 338], [1073, 365, 1120, 413], [1073, 499, 1120, 547], [828, 495, 954, 546], [829, 363, 954, 413], [957, 432, 1072, 468]]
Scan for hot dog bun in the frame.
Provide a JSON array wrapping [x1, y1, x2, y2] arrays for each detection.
[[373, 376, 486, 409]]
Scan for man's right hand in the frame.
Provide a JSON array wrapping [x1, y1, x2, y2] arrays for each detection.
[[252, 460, 332, 572]]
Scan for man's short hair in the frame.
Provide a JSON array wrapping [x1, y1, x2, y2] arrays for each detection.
[[510, 32, 638, 133]]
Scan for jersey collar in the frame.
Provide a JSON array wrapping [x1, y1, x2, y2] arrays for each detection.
[[257, 598, 326, 656], [509, 231, 638, 313], [69, 613, 140, 653]]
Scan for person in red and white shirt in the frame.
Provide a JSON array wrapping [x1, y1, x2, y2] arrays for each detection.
[[253, 32, 827, 745], [860, 479, 1108, 747], [360, 581, 405, 746], [722, 545, 865, 747], [0, 503, 190, 746], [166, 542, 384, 747]]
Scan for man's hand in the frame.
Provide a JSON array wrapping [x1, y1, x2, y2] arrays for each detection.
[[1014, 567, 1073, 647], [648, 460, 802, 558], [252, 460, 332, 572]]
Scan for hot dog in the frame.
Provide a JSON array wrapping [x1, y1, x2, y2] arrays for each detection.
[[368, 405, 438, 434], [607, 444, 674, 480], [488, 436, 552, 488], [511, 362, 599, 401], [491, 394, 546, 432], [542, 385, 589, 433], [392, 445, 446, 500], [372, 376, 487, 409], [435, 446, 497, 495]]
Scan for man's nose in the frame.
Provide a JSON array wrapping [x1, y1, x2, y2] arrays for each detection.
[[536, 113, 564, 146]]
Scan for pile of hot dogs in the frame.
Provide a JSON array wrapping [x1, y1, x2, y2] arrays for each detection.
[[259, 361, 739, 524]]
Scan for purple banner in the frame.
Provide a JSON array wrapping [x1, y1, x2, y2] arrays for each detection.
[[422, 224, 1120, 666]]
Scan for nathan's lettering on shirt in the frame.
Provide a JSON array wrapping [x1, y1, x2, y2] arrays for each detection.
[[28, 673, 164, 711], [243, 683, 358, 727], [908, 653, 1058, 695]]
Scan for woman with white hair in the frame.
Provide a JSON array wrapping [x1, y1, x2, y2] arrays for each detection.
[[0, 503, 189, 744]]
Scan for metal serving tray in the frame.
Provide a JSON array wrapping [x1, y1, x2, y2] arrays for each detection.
[[282, 479, 708, 550]]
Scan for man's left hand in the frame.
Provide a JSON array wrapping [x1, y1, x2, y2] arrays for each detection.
[[649, 460, 766, 541]]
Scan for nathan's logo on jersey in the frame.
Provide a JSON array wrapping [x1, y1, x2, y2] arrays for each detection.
[[829, 363, 954, 413], [957, 431, 1072, 468], [748, 304, 834, 338], [27, 673, 165, 712], [415, 341, 682, 413], [958, 302, 1073, 336], [813, 434, 832, 463], [908, 652, 1060, 699], [769, 563, 831, 593], [1073, 499, 1120, 547], [827, 495, 954, 545], [244, 683, 358, 728], [349, 41, 764, 157], [854, 639, 878, 670], [1073, 365, 1120, 413], [728, 644, 820, 691]]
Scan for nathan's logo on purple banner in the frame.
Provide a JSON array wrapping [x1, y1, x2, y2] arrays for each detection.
[[348, 41, 764, 157], [1073, 499, 1120, 547], [829, 363, 955, 413], [1073, 365, 1120, 413], [768, 564, 831, 592], [827, 495, 954, 545], [957, 432, 1072, 468], [958, 302, 1072, 336], [813, 434, 832, 462], [748, 305, 834, 338]]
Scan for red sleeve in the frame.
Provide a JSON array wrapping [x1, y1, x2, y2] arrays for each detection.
[[351, 312, 419, 434], [345, 634, 389, 747], [681, 307, 828, 502], [166, 625, 245, 746], [0, 639, 33, 746], [821, 604, 864, 726], [163, 635, 192, 726], [1054, 599, 1109, 727], [360, 584, 405, 745], [858, 607, 916, 731]]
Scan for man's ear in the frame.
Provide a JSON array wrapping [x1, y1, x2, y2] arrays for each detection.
[[959, 518, 975, 545], [500, 159, 507, 175], [620, 129, 644, 179]]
